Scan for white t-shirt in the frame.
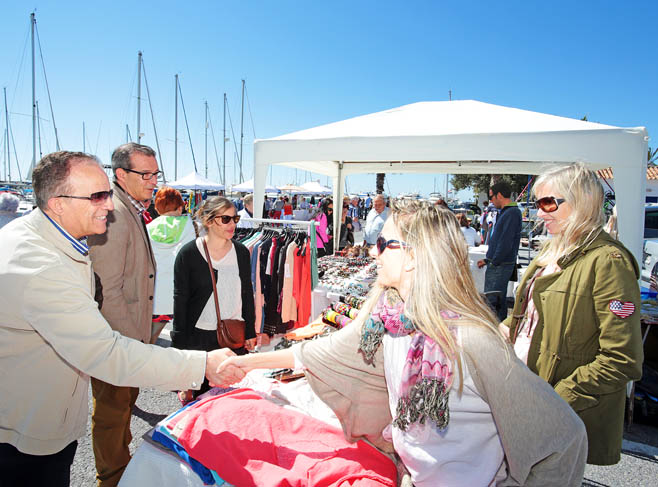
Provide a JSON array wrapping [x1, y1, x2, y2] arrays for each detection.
[[194, 240, 243, 330], [461, 226, 482, 247], [383, 331, 506, 487]]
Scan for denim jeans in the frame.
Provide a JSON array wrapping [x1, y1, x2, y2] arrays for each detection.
[[484, 262, 516, 321]]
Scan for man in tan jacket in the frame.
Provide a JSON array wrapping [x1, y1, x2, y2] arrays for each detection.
[[88, 143, 162, 486], [0, 151, 241, 487]]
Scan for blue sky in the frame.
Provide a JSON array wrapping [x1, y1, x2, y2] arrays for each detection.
[[1, 1, 656, 200]]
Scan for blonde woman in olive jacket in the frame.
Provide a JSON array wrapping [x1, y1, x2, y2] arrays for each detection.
[[503, 163, 643, 466]]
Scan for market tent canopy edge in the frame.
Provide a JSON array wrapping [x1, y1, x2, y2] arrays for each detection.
[[167, 171, 225, 191], [252, 100, 648, 261]]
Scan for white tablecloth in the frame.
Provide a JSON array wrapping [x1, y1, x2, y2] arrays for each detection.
[[469, 245, 517, 296]]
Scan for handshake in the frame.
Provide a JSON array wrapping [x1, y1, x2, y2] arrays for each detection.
[[204, 348, 250, 387]]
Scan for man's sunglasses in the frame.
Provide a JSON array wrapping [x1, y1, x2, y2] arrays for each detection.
[[123, 168, 162, 180], [57, 189, 114, 205], [533, 196, 566, 213], [214, 215, 241, 224], [376, 236, 410, 255]]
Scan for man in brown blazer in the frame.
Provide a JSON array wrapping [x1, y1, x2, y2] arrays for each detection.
[[88, 143, 160, 487]]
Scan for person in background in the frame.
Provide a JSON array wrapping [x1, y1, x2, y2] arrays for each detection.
[[88, 142, 161, 486], [273, 196, 284, 219], [348, 196, 361, 232], [457, 213, 481, 247], [339, 198, 355, 249], [477, 181, 521, 321], [315, 198, 333, 257], [479, 200, 489, 242], [363, 194, 389, 246], [172, 196, 256, 401], [147, 186, 197, 341], [0, 192, 21, 229], [365, 193, 372, 213], [237, 193, 255, 229], [0, 151, 240, 487], [434, 198, 450, 210], [502, 163, 643, 466], [282, 196, 294, 223], [220, 200, 587, 487]]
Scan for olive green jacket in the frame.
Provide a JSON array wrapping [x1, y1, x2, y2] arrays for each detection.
[[504, 231, 643, 465]]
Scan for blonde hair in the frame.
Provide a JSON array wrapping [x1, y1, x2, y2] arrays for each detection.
[[195, 196, 235, 229], [351, 200, 503, 389], [533, 163, 605, 266]]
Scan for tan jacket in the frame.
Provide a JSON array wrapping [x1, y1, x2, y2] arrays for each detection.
[[0, 210, 206, 455], [88, 182, 156, 343]]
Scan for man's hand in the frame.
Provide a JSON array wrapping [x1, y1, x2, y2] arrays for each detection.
[[205, 349, 245, 387], [477, 259, 487, 269]]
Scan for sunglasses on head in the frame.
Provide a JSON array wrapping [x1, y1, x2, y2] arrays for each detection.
[[57, 189, 114, 205], [376, 235, 410, 255], [214, 215, 241, 224], [533, 196, 566, 213]]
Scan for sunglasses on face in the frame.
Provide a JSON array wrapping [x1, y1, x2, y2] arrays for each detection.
[[533, 196, 566, 213], [214, 214, 241, 224], [123, 168, 162, 180], [57, 189, 114, 205], [376, 236, 410, 255]]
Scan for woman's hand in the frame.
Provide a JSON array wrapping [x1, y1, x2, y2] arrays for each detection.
[[245, 338, 257, 351]]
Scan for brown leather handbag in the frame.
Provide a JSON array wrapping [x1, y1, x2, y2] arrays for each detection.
[[202, 239, 246, 350]]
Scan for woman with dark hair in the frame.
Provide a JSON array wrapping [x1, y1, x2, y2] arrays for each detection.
[[172, 196, 256, 400], [315, 198, 333, 257]]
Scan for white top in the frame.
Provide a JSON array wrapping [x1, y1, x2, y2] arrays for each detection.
[[460, 226, 482, 247], [237, 208, 254, 228], [363, 207, 390, 245], [383, 331, 505, 487], [194, 239, 243, 330]]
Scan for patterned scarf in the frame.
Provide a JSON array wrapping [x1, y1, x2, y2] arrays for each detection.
[[359, 288, 456, 431]]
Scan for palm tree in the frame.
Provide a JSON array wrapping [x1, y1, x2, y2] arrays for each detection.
[[649, 147, 658, 167], [376, 173, 385, 194]]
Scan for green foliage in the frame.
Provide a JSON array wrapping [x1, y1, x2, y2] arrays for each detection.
[[451, 174, 532, 197]]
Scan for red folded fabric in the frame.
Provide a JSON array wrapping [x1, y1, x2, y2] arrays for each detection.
[[176, 388, 397, 487]]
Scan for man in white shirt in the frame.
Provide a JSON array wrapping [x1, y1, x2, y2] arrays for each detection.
[[363, 194, 390, 245], [237, 193, 254, 228]]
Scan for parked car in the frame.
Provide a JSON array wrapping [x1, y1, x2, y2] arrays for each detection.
[[645, 204, 658, 238]]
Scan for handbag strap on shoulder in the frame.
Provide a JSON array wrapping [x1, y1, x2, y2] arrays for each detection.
[[201, 238, 222, 323]]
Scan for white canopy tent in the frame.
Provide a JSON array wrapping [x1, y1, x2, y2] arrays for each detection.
[[231, 178, 280, 194], [298, 181, 333, 195], [167, 171, 225, 191], [253, 100, 648, 260]]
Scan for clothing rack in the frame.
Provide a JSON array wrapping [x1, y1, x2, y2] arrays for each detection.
[[240, 217, 317, 251]]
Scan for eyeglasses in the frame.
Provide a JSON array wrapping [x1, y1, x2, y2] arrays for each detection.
[[57, 189, 114, 205], [533, 196, 566, 213], [123, 168, 162, 180], [376, 235, 411, 255], [214, 215, 241, 224], [342, 205, 349, 209]]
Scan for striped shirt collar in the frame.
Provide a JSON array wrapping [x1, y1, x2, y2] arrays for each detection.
[[42, 211, 89, 256], [114, 181, 147, 215]]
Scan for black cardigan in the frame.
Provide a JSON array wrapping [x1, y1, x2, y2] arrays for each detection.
[[171, 239, 256, 349]]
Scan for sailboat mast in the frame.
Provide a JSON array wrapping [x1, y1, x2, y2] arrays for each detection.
[[30, 12, 36, 177], [36, 101, 42, 159], [137, 51, 142, 143], [4, 87, 10, 181], [83, 122, 86, 152], [174, 74, 179, 180], [239, 79, 245, 183], [204, 101, 208, 178], [223, 93, 226, 187]]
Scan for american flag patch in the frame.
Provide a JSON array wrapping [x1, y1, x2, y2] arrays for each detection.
[[609, 300, 635, 318]]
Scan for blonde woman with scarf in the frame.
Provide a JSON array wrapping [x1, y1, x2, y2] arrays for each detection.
[[220, 200, 587, 486]]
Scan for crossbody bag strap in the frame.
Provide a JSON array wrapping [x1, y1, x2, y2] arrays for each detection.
[[202, 239, 222, 323]]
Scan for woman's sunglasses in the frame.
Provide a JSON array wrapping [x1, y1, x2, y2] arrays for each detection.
[[533, 196, 566, 213], [214, 215, 241, 224], [376, 236, 410, 255]]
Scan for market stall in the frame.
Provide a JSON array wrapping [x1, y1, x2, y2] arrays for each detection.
[[252, 100, 648, 263]]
